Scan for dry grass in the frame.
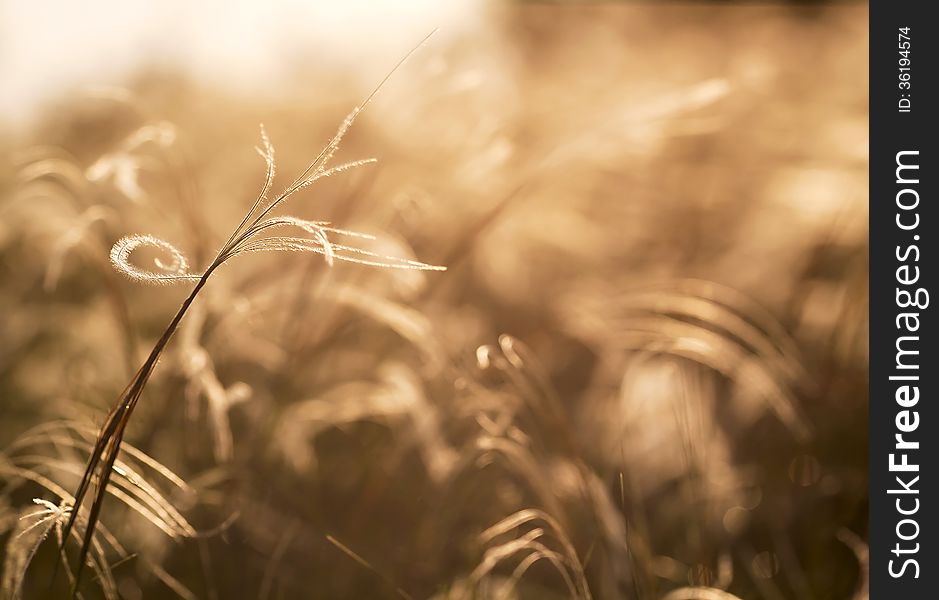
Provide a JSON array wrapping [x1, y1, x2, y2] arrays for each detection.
[[0, 4, 867, 599]]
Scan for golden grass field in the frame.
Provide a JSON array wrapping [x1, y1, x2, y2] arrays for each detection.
[[0, 3, 868, 599]]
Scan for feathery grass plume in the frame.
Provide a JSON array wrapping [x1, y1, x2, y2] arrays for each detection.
[[1, 499, 69, 599], [1, 498, 120, 600], [109, 234, 196, 284], [0, 420, 199, 599], [1, 421, 197, 554], [5, 421, 196, 541], [57, 31, 444, 596]]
